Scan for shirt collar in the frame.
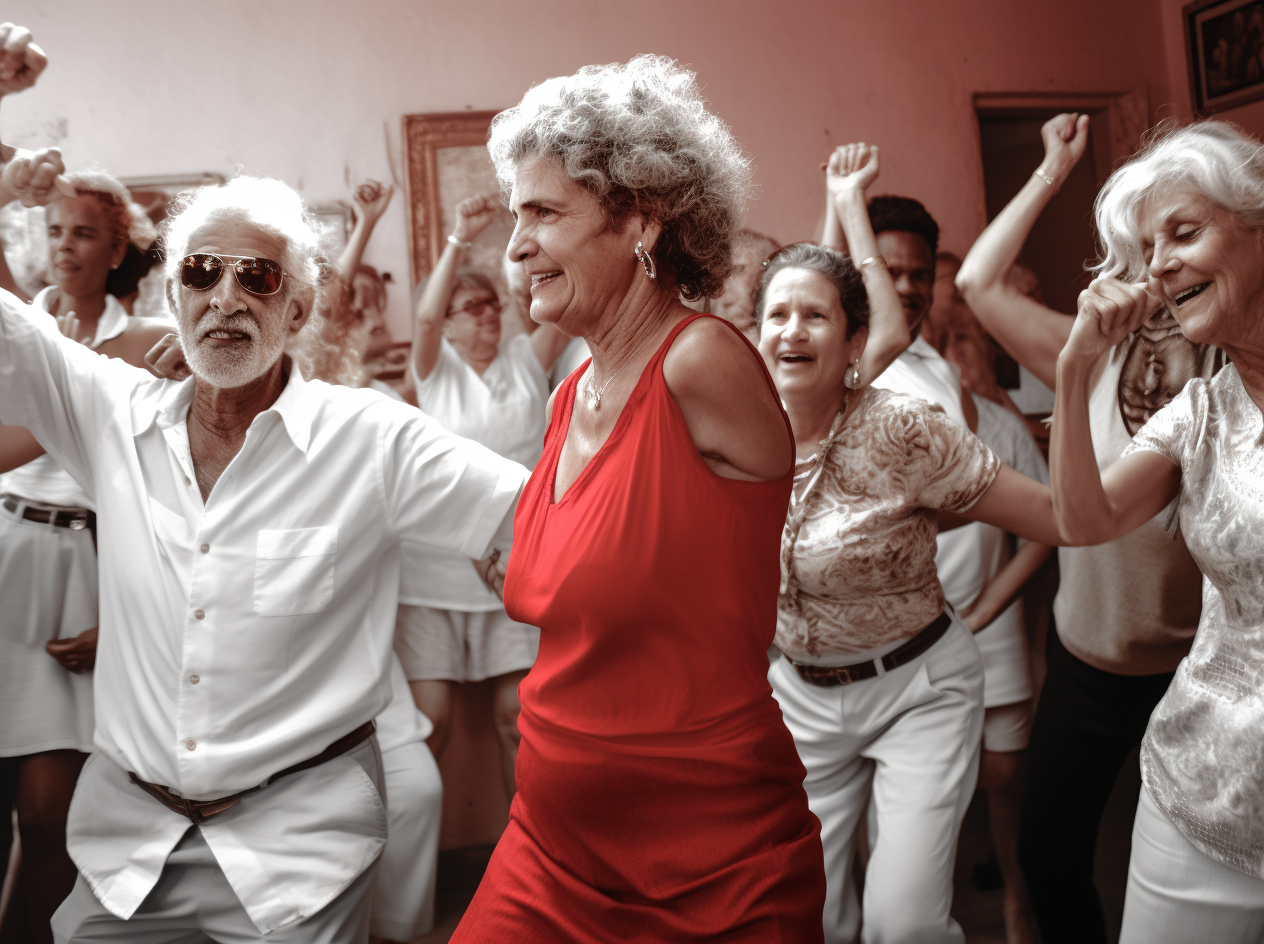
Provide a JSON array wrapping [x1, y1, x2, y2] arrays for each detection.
[[133, 358, 317, 454], [33, 288, 131, 348], [902, 334, 939, 361]]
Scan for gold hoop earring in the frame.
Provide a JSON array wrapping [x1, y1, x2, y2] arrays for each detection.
[[844, 359, 862, 390], [635, 241, 657, 281]]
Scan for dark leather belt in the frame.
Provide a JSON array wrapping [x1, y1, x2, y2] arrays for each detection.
[[128, 720, 376, 825], [792, 611, 952, 687], [1, 493, 94, 531]]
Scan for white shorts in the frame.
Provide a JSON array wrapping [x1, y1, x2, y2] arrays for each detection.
[[982, 699, 1033, 753], [0, 506, 96, 756], [393, 604, 539, 683]]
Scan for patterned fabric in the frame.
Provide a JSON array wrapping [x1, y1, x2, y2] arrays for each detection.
[[1124, 363, 1264, 877], [777, 386, 1000, 662]]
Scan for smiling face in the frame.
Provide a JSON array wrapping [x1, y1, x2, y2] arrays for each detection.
[[444, 285, 503, 362], [1139, 189, 1264, 352], [46, 194, 125, 300], [758, 267, 868, 407], [505, 155, 648, 335], [174, 216, 307, 389], [876, 230, 935, 337]]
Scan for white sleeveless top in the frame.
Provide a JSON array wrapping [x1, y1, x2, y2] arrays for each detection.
[[0, 288, 130, 509], [409, 334, 548, 610]]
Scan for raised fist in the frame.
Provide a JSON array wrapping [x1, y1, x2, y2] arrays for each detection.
[[0, 23, 46, 97], [452, 193, 500, 243]]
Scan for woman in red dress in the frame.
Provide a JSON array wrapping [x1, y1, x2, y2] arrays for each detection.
[[450, 56, 826, 943]]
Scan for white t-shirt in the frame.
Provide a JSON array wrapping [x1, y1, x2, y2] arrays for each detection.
[[410, 334, 548, 610]]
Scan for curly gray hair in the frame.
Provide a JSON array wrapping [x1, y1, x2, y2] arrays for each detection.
[[488, 55, 753, 300]]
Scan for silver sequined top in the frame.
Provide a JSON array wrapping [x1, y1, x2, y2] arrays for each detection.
[[1124, 364, 1264, 877]]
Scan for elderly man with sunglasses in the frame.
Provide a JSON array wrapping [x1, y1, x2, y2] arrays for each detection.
[[0, 33, 526, 944]]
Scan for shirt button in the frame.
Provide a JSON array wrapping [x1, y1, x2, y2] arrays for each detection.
[[200, 543, 210, 554], [186, 740, 196, 751], [194, 609, 205, 620], [189, 674, 200, 684]]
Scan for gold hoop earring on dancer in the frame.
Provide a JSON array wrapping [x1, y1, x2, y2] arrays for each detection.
[[635, 241, 657, 281], [844, 358, 862, 390]]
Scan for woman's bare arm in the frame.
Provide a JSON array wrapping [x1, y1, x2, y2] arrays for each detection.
[[826, 144, 911, 385], [412, 193, 498, 381], [1050, 277, 1181, 545], [959, 540, 1053, 632], [955, 113, 1089, 389], [336, 180, 393, 281]]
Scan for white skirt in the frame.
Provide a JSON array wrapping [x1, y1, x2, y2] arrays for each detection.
[[0, 509, 96, 756]]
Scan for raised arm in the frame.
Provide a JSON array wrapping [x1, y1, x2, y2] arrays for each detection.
[[336, 179, 394, 280], [412, 193, 498, 380], [955, 113, 1089, 389], [826, 144, 911, 385], [0, 24, 72, 209], [1049, 278, 1181, 545]]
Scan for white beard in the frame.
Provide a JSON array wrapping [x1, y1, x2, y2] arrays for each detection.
[[179, 309, 289, 389]]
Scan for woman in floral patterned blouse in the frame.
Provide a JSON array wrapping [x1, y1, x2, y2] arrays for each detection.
[[759, 145, 1059, 944], [1051, 120, 1264, 944]]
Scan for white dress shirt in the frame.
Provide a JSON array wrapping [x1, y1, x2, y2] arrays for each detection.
[[873, 333, 982, 611], [0, 290, 527, 931]]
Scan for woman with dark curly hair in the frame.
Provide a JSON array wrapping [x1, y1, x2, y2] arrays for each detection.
[[450, 56, 826, 943]]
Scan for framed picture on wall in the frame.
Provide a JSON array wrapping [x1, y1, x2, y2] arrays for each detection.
[[401, 110, 513, 288], [1185, 0, 1264, 113]]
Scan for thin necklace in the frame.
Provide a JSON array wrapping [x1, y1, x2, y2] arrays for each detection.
[[585, 361, 628, 411]]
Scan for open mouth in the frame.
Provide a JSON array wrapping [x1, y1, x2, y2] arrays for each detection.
[[779, 353, 813, 364], [1174, 282, 1210, 306], [530, 271, 561, 291]]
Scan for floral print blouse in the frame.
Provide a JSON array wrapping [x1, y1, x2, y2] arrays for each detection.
[[1124, 364, 1264, 877], [776, 387, 1000, 663]]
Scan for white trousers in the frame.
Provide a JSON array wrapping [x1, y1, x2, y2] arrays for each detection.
[[1120, 787, 1264, 944], [372, 740, 443, 942], [770, 619, 984, 944]]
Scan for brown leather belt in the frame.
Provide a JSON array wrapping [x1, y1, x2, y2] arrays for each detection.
[[791, 611, 952, 687], [128, 720, 376, 825], [1, 493, 95, 532]]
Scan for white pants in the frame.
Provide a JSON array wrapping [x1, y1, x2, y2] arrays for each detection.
[[770, 619, 984, 944], [372, 740, 443, 942], [1120, 787, 1264, 944]]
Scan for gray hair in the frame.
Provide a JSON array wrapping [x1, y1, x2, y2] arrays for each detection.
[[488, 54, 753, 300], [1095, 119, 1264, 279], [161, 176, 327, 314]]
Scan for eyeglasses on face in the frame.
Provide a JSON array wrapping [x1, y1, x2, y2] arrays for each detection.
[[446, 298, 501, 318], [181, 253, 285, 297]]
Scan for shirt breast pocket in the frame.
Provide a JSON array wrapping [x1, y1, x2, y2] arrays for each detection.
[[254, 527, 340, 617]]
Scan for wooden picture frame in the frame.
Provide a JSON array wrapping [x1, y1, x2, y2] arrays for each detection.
[[401, 110, 511, 286], [1184, 0, 1264, 114]]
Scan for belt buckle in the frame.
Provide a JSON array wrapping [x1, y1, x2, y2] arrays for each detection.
[[69, 518, 87, 531]]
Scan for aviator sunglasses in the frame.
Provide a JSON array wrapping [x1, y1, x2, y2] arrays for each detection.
[[181, 253, 285, 297]]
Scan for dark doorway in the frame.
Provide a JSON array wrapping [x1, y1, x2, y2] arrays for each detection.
[[975, 108, 1110, 317]]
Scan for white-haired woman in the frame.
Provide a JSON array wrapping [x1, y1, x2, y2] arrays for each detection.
[[1048, 119, 1264, 943], [954, 114, 1219, 944], [398, 192, 569, 799], [0, 170, 169, 941], [450, 56, 827, 943]]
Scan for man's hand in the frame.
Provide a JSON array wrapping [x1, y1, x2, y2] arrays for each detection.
[[56, 309, 86, 344], [144, 332, 192, 381], [46, 627, 98, 674], [472, 549, 506, 600], [2, 145, 73, 206], [0, 23, 46, 96], [354, 179, 394, 226], [451, 194, 500, 244]]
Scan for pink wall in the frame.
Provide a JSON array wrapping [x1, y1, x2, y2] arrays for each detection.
[[7, 0, 1173, 340]]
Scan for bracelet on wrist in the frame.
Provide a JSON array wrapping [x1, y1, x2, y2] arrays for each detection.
[[858, 255, 887, 271], [1033, 169, 1057, 188], [447, 233, 473, 250]]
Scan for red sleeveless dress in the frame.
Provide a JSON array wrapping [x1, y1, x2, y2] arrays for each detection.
[[451, 315, 825, 943]]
